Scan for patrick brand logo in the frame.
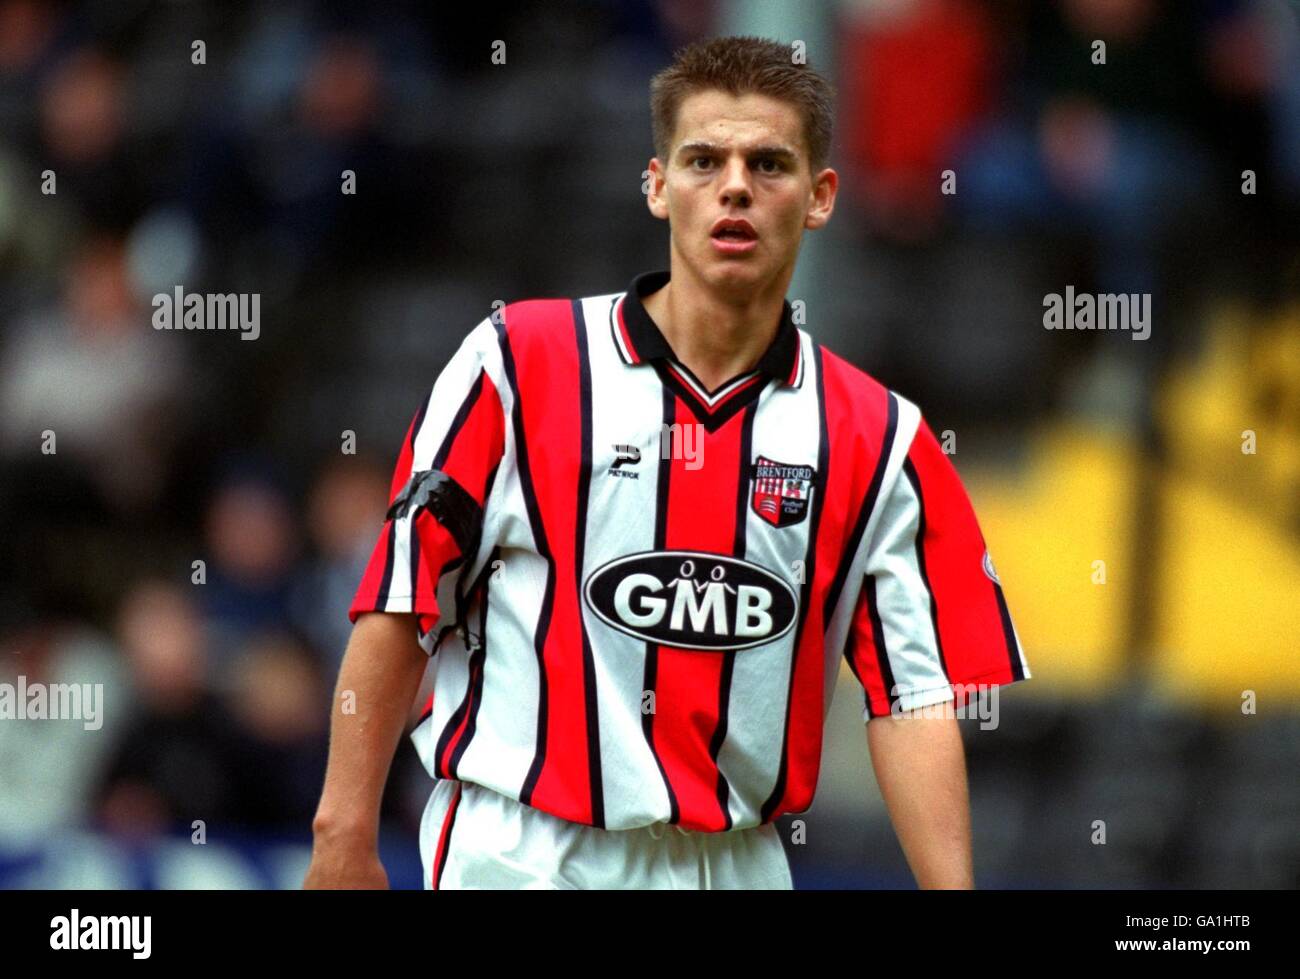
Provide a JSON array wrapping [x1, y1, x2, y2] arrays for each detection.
[[609, 443, 641, 479], [152, 287, 260, 340], [50, 909, 151, 959]]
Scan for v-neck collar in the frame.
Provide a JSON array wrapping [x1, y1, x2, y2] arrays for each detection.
[[610, 269, 804, 432]]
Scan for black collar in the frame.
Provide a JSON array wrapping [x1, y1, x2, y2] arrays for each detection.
[[615, 269, 802, 389]]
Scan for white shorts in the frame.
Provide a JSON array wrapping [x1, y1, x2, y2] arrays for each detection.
[[417, 778, 794, 890]]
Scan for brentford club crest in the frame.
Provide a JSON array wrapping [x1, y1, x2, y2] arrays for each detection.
[[751, 455, 817, 528]]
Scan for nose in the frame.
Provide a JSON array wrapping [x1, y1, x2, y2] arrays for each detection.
[[719, 155, 752, 207]]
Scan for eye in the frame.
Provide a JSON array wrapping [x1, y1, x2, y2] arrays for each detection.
[[756, 157, 782, 173], [689, 155, 714, 170]]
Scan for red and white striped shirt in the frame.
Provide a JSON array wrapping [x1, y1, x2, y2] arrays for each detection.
[[349, 269, 1031, 832]]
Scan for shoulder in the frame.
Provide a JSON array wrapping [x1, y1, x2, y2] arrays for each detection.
[[807, 335, 923, 436], [446, 296, 578, 363], [490, 288, 621, 346], [445, 288, 621, 386]]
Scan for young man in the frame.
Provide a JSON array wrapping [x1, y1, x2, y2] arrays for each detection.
[[304, 35, 1030, 891]]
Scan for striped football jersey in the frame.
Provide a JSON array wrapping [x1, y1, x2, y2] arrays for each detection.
[[349, 269, 1031, 832]]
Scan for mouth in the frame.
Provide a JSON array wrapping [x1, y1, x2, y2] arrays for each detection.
[[710, 219, 757, 241], [710, 218, 758, 255]]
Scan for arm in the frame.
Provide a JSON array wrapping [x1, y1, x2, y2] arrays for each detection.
[[304, 316, 507, 889], [847, 406, 1030, 888], [303, 611, 429, 889], [866, 710, 974, 889]]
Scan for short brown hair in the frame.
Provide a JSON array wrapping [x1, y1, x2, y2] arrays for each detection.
[[650, 35, 835, 174]]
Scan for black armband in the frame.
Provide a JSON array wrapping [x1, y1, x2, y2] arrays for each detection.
[[386, 469, 484, 558]]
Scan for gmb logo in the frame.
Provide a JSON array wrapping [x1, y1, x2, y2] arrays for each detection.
[[583, 550, 797, 651]]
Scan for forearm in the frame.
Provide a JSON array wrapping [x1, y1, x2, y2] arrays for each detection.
[[312, 612, 429, 846], [866, 710, 974, 888]]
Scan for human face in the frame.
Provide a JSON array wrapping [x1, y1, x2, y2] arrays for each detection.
[[646, 89, 836, 295]]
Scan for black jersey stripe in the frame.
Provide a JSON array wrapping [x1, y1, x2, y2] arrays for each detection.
[[708, 401, 759, 831], [391, 369, 484, 615], [494, 317, 558, 808], [572, 298, 606, 828], [609, 294, 634, 364], [411, 368, 488, 595], [642, 385, 680, 825], [433, 453, 497, 657], [993, 580, 1026, 681], [447, 547, 495, 779], [902, 457, 951, 682], [841, 601, 866, 690], [377, 392, 431, 609], [434, 551, 495, 777], [433, 369, 486, 470], [823, 391, 898, 628], [452, 454, 501, 620], [863, 572, 899, 717]]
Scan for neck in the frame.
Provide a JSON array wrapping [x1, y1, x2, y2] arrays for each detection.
[[643, 258, 791, 392]]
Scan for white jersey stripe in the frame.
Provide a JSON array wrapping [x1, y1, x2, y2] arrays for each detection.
[[716, 332, 822, 827], [581, 295, 675, 826], [862, 451, 955, 711], [819, 393, 920, 689]]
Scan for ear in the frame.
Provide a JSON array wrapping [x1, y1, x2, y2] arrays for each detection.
[[803, 166, 838, 231], [645, 157, 670, 221]]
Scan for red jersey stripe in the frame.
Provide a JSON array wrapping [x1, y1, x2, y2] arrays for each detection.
[[905, 419, 1023, 694], [431, 781, 463, 890], [503, 300, 598, 824], [651, 399, 746, 831]]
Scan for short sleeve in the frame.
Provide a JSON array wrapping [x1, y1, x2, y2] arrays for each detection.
[[843, 415, 1030, 719], [348, 316, 508, 654]]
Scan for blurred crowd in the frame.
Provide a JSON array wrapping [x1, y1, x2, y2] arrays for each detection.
[[0, 0, 1297, 885]]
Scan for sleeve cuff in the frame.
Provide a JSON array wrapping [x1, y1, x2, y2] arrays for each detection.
[[863, 671, 1032, 721], [864, 684, 956, 721], [347, 593, 441, 624]]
